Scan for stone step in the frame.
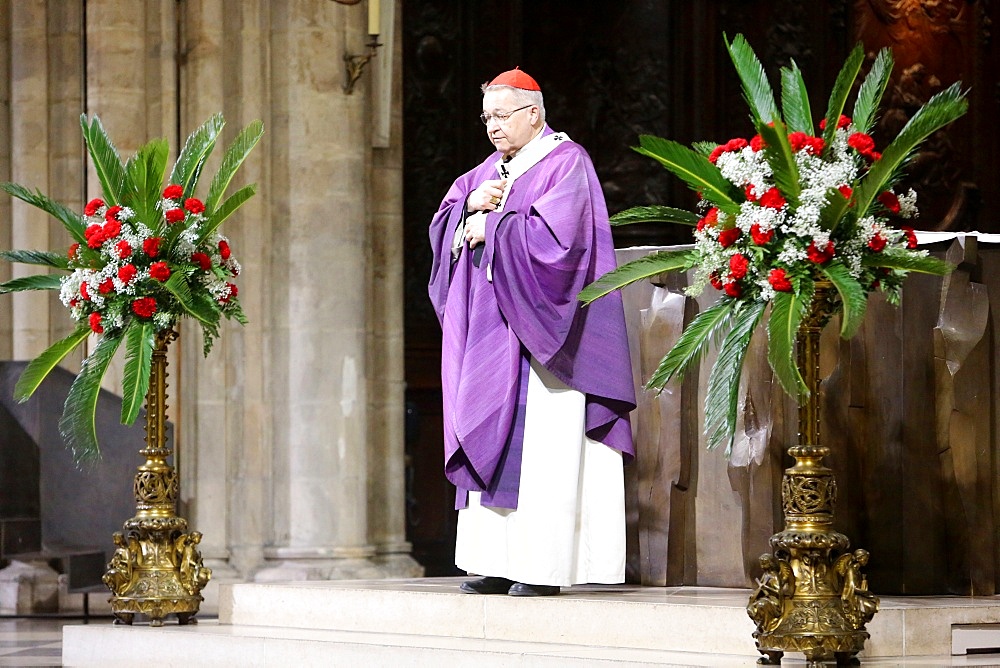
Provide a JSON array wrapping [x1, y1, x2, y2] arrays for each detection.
[[61, 577, 1000, 666]]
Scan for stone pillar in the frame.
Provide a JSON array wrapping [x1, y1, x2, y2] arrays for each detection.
[[0, 0, 12, 361], [175, 0, 240, 597], [256, 0, 379, 580], [367, 0, 421, 577], [9, 0, 51, 360], [84, 0, 176, 394]]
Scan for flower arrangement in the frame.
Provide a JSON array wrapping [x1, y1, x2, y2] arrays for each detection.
[[0, 113, 263, 461], [579, 34, 968, 453]]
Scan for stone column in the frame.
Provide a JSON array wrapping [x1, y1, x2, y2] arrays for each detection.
[[367, 0, 421, 577], [256, 0, 379, 580], [84, 0, 176, 395], [9, 0, 51, 361], [0, 0, 13, 361]]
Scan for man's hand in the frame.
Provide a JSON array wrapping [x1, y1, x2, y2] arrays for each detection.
[[465, 212, 486, 248], [467, 178, 507, 213]]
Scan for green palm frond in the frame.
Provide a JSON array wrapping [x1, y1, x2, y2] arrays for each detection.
[[634, 135, 742, 214], [0, 249, 69, 270], [0, 183, 86, 243], [196, 184, 257, 244], [120, 322, 155, 425], [767, 291, 808, 400], [205, 120, 264, 213], [609, 205, 700, 227], [853, 83, 968, 217], [757, 120, 801, 204], [13, 326, 90, 402], [692, 141, 717, 157], [852, 48, 893, 135], [59, 333, 124, 463], [646, 297, 735, 390], [818, 187, 853, 232], [578, 249, 697, 304], [705, 300, 767, 454], [123, 138, 169, 226], [168, 113, 224, 195], [725, 33, 779, 126], [80, 115, 127, 205], [0, 274, 62, 293], [820, 43, 865, 148], [822, 261, 868, 338], [862, 249, 953, 274], [781, 60, 813, 134]]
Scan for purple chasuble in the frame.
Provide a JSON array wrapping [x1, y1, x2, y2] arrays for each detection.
[[428, 126, 636, 510]]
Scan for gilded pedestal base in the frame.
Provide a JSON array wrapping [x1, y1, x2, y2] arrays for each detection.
[[102, 331, 211, 626], [748, 446, 878, 667]]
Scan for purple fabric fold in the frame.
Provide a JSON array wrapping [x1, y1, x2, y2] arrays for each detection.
[[428, 128, 636, 510]]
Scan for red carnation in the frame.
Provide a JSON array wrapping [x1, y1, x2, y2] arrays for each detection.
[[132, 297, 157, 318], [220, 282, 239, 303], [165, 208, 185, 224], [744, 185, 758, 202], [768, 268, 793, 292], [184, 197, 205, 214], [98, 278, 114, 295], [724, 281, 742, 298], [191, 252, 212, 271], [80, 282, 90, 300], [219, 239, 232, 260], [149, 261, 171, 282], [804, 136, 825, 155], [878, 191, 901, 214], [709, 272, 724, 291], [84, 198, 104, 217], [697, 208, 718, 232], [848, 132, 878, 160], [103, 220, 121, 239], [902, 226, 918, 250], [118, 263, 137, 284], [807, 240, 835, 264], [758, 187, 787, 210], [68, 243, 80, 259], [788, 132, 809, 152], [105, 205, 123, 222], [116, 240, 132, 259], [728, 253, 749, 280], [708, 137, 748, 164], [750, 223, 773, 246], [162, 184, 184, 200], [750, 134, 765, 152], [88, 312, 103, 334], [838, 185, 853, 201], [85, 225, 104, 249], [718, 227, 741, 248], [143, 237, 162, 257], [868, 233, 887, 252], [819, 115, 851, 130]]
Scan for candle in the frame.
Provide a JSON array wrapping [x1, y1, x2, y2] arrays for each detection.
[[368, 0, 380, 36]]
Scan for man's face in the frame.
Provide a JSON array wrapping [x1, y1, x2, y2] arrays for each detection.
[[482, 89, 538, 157]]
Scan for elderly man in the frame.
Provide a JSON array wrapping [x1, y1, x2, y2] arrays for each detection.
[[428, 68, 635, 596]]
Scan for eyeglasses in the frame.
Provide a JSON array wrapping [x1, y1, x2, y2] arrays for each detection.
[[480, 104, 533, 126]]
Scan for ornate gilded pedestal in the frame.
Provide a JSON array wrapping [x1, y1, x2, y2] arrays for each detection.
[[748, 283, 879, 666], [102, 330, 211, 626]]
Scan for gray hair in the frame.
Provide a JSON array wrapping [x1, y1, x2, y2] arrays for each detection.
[[481, 85, 546, 124]]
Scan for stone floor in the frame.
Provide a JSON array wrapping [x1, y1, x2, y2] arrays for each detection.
[[56, 578, 1000, 666]]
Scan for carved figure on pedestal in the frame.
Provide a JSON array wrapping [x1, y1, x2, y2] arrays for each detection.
[[175, 531, 211, 596], [836, 549, 879, 629], [748, 553, 794, 634], [103, 532, 137, 595]]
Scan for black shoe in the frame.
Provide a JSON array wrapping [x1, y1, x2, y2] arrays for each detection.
[[507, 582, 560, 597], [460, 576, 515, 594]]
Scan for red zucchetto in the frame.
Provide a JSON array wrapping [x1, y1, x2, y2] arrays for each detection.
[[487, 67, 541, 91]]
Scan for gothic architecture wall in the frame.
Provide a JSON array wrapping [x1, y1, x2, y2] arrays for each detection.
[[0, 0, 420, 596]]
